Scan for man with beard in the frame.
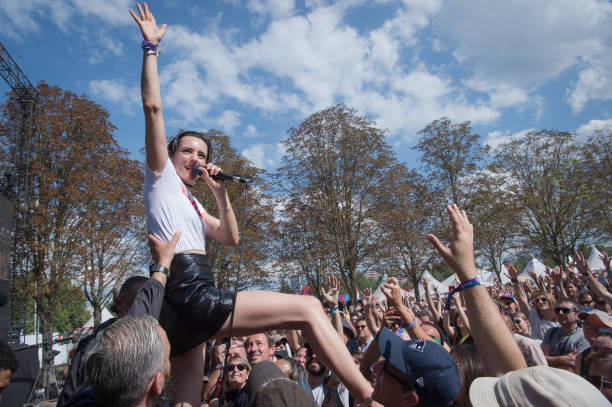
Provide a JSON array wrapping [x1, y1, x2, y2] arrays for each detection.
[[307, 349, 345, 407]]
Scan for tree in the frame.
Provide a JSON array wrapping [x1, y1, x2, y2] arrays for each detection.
[[0, 82, 140, 348], [376, 163, 438, 300], [580, 128, 612, 240], [413, 118, 488, 205], [492, 130, 597, 269], [276, 104, 396, 301], [190, 130, 277, 290], [464, 171, 521, 277], [76, 151, 146, 328]]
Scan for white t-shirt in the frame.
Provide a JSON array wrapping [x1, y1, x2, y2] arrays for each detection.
[[143, 159, 207, 253], [529, 308, 559, 340]]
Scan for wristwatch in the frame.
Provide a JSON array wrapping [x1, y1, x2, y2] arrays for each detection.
[[149, 263, 170, 277]]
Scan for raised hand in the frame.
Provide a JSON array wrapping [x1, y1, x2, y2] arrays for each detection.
[[600, 250, 611, 272], [427, 204, 477, 282], [504, 263, 520, 281], [383, 308, 402, 328], [129, 3, 167, 44], [573, 251, 590, 276], [320, 275, 340, 307], [381, 277, 403, 309], [363, 287, 373, 306]]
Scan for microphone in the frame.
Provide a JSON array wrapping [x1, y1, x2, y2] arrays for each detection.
[[191, 164, 252, 184]]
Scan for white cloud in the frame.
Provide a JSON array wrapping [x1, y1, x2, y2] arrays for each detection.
[[244, 124, 259, 138], [216, 110, 241, 133], [242, 143, 285, 170], [568, 60, 612, 113], [156, 2, 501, 144], [484, 128, 534, 150], [246, 0, 295, 19], [434, 0, 612, 112], [89, 79, 140, 113], [575, 118, 612, 140]]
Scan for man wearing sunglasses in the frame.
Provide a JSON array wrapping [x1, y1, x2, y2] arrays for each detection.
[[541, 298, 590, 371], [368, 327, 461, 407]]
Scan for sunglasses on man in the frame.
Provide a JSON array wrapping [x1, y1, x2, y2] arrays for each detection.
[[554, 307, 577, 315]]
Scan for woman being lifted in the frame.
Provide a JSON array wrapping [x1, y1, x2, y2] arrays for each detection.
[[129, 3, 373, 406]]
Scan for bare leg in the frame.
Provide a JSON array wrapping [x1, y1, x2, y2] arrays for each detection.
[[171, 343, 205, 407], [216, 291, 373, 401]]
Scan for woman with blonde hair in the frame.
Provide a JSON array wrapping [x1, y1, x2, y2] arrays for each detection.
[[505, 265, 559, 340]]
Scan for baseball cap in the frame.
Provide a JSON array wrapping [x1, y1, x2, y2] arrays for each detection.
[[469, 366, 610, 407], [500, 294, 516, 302], [247, 360, 315, 407], [377, 327, 461, 406], [578, 309, 612, 329]]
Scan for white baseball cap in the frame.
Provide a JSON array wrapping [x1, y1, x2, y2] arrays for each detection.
[[469, 366, 609, 407]]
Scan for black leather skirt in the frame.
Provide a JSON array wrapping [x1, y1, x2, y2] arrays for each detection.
[[159, 253, 235, 357]]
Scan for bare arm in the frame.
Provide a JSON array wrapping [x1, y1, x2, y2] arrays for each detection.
[[423, 278, 441, 323], [453, 293, 471, 332], [575, 251, 612, 305], [130, 3, 168, 173], [505, 264, 531, 316], [382, 278, 436, 343], [428, 204, 526, 376], [320, 275, 343, 339], [442, 310, 455, 339]]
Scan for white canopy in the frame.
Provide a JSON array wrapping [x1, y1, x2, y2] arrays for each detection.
[[587, 246, 606, 271], [520, 258, 548, 279], [81, 307, 114, 330]]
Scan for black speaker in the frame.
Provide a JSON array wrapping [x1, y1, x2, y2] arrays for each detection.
[[0, 344, 39, 407]]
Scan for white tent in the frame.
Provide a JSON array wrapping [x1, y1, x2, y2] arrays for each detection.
[[520, 257, 548, 279], [81, 307, 114, 330], [587, 246, 606, 271]]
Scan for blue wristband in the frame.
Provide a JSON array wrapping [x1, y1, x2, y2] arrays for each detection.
[[445, 276, 481, 311]]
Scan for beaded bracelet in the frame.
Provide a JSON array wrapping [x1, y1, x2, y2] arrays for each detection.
[[330, 306, 338, 316], [404, 319, 418, 329], [142, 40, 161, 56], [445, 276, 482, 311]]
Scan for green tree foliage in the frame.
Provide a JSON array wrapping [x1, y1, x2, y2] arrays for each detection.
[[276, 104, 396, 301], [492, 130, 597, 269], [50, 281, 91, 333]]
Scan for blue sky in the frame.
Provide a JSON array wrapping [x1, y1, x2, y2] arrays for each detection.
[[1, 0, 611, 171]]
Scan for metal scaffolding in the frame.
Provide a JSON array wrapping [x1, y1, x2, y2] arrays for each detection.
[[0, 40, 38, 340]]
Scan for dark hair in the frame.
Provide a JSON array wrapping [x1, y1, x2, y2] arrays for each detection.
[[0, 340, 18, 373], [167, 131, 213, 163], [451, 343, 483, 407], [119, 276, 148, 298], [415, 310, 431, 319], [245, 332, 274, 348], [556, 297, 580, 312]]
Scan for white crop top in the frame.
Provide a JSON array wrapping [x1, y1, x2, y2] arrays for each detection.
[[143, 159, 207, 253]]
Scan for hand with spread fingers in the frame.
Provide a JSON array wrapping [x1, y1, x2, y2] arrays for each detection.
[[426, 204, 477, 282], [129, 2, 167, 44], [321, 275, 340, 308]]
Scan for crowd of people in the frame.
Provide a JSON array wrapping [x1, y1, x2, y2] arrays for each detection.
[[5, 3, 607, 407], [49, 201, 612, 407]]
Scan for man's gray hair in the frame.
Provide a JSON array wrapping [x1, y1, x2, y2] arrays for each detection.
[[85, 315, 165, 407]]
